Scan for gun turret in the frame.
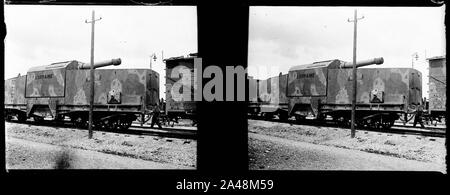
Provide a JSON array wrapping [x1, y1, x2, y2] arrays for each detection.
[[340, 57, 384, 68], [79, 58, 122, 69]]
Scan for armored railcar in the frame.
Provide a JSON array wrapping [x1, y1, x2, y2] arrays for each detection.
[[248, 57, 424, 129], [427, 56, 446, 122], [4, 58, 159, 130], [248, 73, 289, 120], [287, 57, 422, 129]]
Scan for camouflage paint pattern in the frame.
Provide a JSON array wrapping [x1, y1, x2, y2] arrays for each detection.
[[428, 57, 446, 111], [327, 68, 420, 106], [258, 74, 288, 105], [6, 59, 159, 118], [288, 96, 327, 116], [286, 58, 422, 116], [64, 69, 159, 108], [287, 67, 327, 97], [25, 68, 65, 97], [4, 75, 27, 105]]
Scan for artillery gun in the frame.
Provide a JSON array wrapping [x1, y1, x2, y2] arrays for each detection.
[[286, 57, 421, 129], [78, 58, 122, 69], [4, 58, 160, 131], [339, 57, 384, 68]]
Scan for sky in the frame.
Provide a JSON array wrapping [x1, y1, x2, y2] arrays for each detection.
[[248, 6, 446, 98], [4, 5, 197, 99]]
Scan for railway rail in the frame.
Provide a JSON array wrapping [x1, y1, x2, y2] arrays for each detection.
[[248, 116, 446, 138], [5, 118, 197, 140]]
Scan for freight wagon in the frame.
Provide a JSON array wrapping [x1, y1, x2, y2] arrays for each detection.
[[4, 58, 160, 130], [248, 57, 424, 129], [248, 74, 289, 120], [164, 53, 199, 125], [427, 56, 446, 123]]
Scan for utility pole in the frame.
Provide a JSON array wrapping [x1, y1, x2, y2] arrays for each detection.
[[348, 9, 364, 138], [85, 10, 102, 139]]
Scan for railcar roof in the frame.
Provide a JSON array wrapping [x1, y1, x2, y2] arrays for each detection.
[[27, 60, 81, 72], [164, 53, 198, 62], [289, 59, 339, 71], [164, 56, 196, 62], [427, 56, 446, 61]]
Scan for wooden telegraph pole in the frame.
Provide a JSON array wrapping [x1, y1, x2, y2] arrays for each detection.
[[85, 10, 102, 139], [348, 10, 364, 138]]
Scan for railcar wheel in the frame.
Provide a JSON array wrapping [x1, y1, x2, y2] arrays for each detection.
[[17, 113, 27, 122], [72, 116, 87, 129], [54, 115, 65, 122], [95, 120, 109, 131], [279, 112, 288, 121], [5, 114, 12, 121], [380, 117, 395, 129], [161, 116, 173, 127], [367, 115, 394, 130], [355, 119, 368, 128], [316, 114, 326, 121], [336, 117, 351, 127], [163, 116, 178, 127], [295, 115, 306, 122], [381, 121, 394, 129], [263, 113, 274, 120], [33, 116, 44, 122], [115, 118, 132, 131]]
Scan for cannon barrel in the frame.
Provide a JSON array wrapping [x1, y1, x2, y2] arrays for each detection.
[[341, 57, 384, 68], [79, 58, 122, 69]]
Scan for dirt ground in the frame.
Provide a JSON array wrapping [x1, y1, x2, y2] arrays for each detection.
[[5, 122, 196, 169], [7, 137, 190, 169], [248, 120, 446, 165], [249, 133, 446, 172]]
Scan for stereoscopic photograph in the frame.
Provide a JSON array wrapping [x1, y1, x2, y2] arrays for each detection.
[[4, 5, 198, 169], [247, 6, 446, 172]]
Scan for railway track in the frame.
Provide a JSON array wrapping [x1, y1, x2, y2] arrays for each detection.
[[393, 124, 446, 131], [248, 116, 446, 138], [5, 119, 197, 140], [390, 125, 446, 138], [129, 124, 197, 140]]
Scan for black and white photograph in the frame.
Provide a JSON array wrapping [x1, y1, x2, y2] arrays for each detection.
[[247, 6, 446, 172], [2, 1, 447, 193], [4, 5, 198, 169]]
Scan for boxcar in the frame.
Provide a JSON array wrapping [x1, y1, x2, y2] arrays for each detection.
[[427, 56, 446, 123], [164, 54, 199, 124]]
